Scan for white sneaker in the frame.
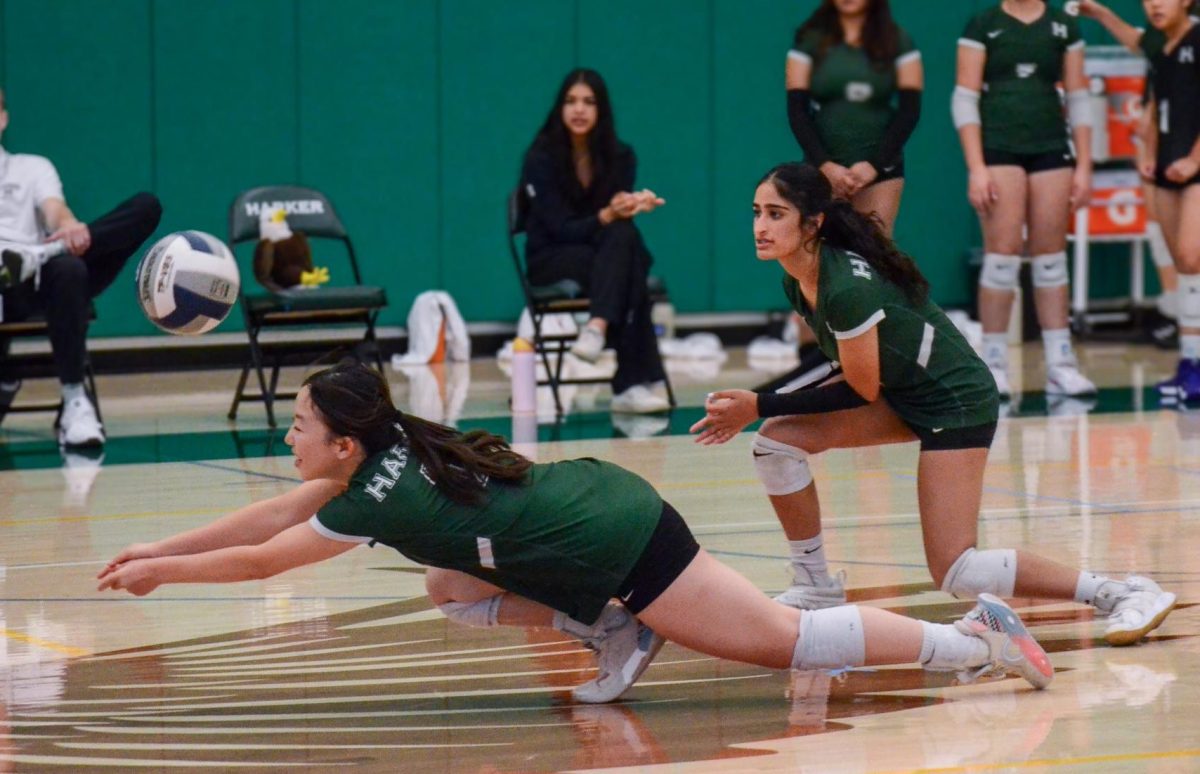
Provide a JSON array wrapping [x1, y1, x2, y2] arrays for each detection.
[[774, 570, 847, 610], [572, 605, 664, 704], [1045, 364, 1097, 397], [0, 240, 63, 289], [954, 593, 1054, 690], [989, 365, 1012, 400], [58, 395, 105, 448], [570, 326, 606, 364], [1093, 576, 1177, 646], [611, 384, 670, 414]]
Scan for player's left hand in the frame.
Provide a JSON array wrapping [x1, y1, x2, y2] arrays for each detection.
[[97, 559, 161, 596], [1069, 167, 1092, 212], [47, 221, 91, 257], [1165, 157, 1199, 184], [689, 389, 758, 445], [847, 162, 878, 192]]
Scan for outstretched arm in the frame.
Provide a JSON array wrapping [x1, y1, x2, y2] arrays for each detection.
[[101, 478, 346, 569], [98, 521, 357, 596], [1077, 1, 1143, 52]]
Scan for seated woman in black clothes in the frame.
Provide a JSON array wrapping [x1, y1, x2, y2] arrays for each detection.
[[520, 68, 670, 414]]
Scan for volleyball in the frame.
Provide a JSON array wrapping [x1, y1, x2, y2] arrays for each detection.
[[135, 230, 240, 335]]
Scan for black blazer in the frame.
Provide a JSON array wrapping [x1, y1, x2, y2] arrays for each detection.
[[521, 141, 636, 258]]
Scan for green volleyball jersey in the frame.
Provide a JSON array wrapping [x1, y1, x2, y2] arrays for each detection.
[[960, 4, 1083, 154], [782, 245, 999, 429], [790, 27, 920, 167], [313, 449, 662, 624]]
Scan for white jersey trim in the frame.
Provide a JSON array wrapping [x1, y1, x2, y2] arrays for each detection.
[[833, 309, 886, 340], [917, 323, 935, 369], [308, 514, 372, 544], [896, 50, 922, 67], [788, 49, 813, 66], [958, 38, 986, 51], [1067, 39, 1085, 51]]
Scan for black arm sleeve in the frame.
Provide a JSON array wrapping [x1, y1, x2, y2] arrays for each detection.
[[873, 89, 922, 172], [757, 380, 869, 418], [787, 89, 829, 166]]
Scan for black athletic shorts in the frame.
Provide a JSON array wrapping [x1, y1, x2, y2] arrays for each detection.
[[984, 148, 1075, 173], [903, 420, 997, 451], [1154, 162, 1200, 191], [614, 501, 700, 614]]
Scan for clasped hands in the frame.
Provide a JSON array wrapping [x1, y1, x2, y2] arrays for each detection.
[[609, 189, 665, 219], [820, 161, 880, 199]]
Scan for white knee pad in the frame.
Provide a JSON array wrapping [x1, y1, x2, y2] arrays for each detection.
[[940, 548, 1017, 599], [752, 433, 813, 495], [979, 253, 1021, 291], [791, 606, 866, 670], [1031, 251, 1069, 288], [438, 595, 502, 628], [1179, 274, 1200, 329]]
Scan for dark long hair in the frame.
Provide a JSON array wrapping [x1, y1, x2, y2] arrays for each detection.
[[303, 362, 532, 505], [760, 162, 928, 302], [797, 0, 900, 67], [526, 68, 621, 208]]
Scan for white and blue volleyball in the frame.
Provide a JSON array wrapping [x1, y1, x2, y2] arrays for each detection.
[[136, 231, 240, 335]]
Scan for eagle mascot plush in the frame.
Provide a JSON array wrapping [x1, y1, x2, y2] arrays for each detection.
[[253, 207, 327, 291]]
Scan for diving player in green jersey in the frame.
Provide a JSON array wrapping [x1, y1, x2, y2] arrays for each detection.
[[691, 162, 1175, 647], [1080, 0, 1200, 402], [98, 361, 1058, 702], [954, 0, 1097, 402], [786, 0, 922, 235]]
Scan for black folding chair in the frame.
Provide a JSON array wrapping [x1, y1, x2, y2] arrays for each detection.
[[507, 188, 675, 416], [227, 186, 387, 428]]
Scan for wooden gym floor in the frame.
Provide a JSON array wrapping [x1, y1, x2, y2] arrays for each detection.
[[0, 340, 1196, 772]]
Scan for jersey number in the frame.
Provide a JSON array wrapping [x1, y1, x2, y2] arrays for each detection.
[[1160, 100, 1170, 135]]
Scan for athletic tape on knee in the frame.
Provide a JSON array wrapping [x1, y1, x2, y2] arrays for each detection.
[[791, 606, 866, 671], [1146, 222, 1174, 269], [940, 547, 1017, 599], [1179, 274, 1200, 329], [1031, 251, 1068, 289], [438, 595, 502, 628], [980, 253, 1021, 291], [751, 433, 813, 495]]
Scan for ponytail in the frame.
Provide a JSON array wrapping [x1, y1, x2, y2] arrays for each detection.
[[759, 162, 929, 303], [818, 198, 929, 302], [304, 362, 532, 505]]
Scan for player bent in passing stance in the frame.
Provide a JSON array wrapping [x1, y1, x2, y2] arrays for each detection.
[[100, 362, 1053, 702], [692, 163, 1176, 646]]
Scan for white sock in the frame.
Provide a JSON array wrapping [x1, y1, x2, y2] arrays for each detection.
[[553, 609, 608, 640], [982, 333, 1008, 369], [1075, 571, 1129, 613], [919, 621, 990, 670], [1041, 328, 1076, 368], [788, 535, 831, 586], [1182, 335, 1200, 362], [61, 382, 86, 402], [1157, 290, 1178, 320]]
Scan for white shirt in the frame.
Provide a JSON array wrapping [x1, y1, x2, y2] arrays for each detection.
[[0, 146, 64, 244]]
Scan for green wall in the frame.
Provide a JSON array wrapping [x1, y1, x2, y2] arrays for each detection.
[[0, 0, 1151, 339]]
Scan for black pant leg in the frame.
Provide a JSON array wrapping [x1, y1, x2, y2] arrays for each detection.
[[81, 192, 163, 299], [36, 255, 90, 385], [606, 232, 666, 393]]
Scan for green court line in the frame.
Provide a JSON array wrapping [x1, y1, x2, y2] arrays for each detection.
[[0, 387, 1179, 472]]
